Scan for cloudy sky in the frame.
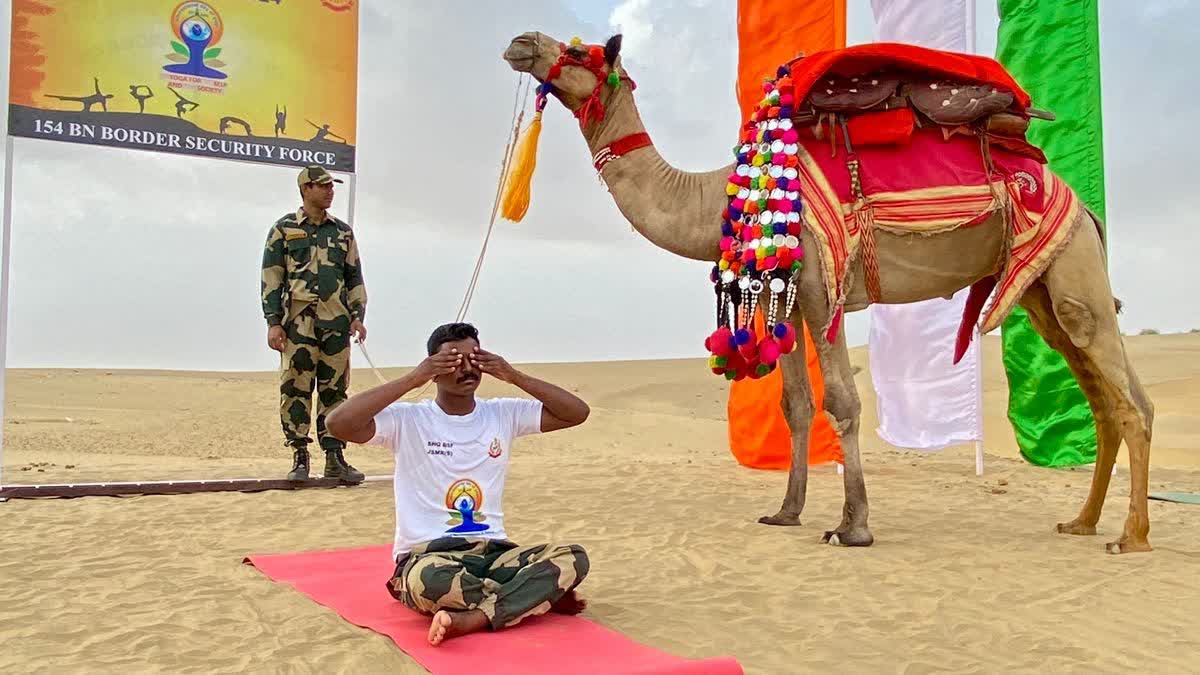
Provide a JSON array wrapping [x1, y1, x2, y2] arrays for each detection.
[[1, 0, 1196, 371]]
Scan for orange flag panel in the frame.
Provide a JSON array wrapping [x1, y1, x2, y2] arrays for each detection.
[[727, 0, 845, 469]]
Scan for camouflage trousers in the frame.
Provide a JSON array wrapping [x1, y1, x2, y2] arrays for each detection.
[[386, 537, 590, 630], [279, 302, 351, 451]]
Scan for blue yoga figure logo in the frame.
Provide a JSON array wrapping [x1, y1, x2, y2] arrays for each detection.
[[163, 2, 227, 80], [444, 479, 490, 534]]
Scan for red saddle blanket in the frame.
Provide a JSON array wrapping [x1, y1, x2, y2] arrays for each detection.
[[793, 126, 1081, 347]]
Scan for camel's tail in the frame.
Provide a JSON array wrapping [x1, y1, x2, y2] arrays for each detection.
[[1080, 205, 1124, 318]]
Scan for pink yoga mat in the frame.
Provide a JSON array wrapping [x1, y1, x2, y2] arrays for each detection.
[[244, 545, 743, 675]]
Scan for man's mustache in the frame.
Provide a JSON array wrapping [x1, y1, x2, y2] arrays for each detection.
[[456, 373, 479, 384]]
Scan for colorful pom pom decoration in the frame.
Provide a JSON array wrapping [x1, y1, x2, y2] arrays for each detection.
[[705, 70, 805, 380]]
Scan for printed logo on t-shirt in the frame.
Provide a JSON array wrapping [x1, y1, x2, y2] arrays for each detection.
[[426, 440, 454, 457], [487, 437, 503, 458], [444, 478, 489, 534]]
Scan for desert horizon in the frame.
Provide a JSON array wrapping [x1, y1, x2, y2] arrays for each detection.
[[1, 334, 1198, 672], [6, 333, 1200, 478]]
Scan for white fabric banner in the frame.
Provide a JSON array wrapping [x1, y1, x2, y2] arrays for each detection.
[[869, 0, 972, 51], [868, 293, 983, 449], [866, 0, 983, 450]]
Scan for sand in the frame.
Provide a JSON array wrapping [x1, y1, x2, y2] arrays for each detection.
[[1, 334, 1198, 673]]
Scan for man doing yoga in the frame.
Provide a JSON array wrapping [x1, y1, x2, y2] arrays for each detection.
[[326, 322, 591, 645]]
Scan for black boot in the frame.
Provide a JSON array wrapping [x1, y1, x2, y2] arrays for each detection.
[[324, 447, 365, 483], [286, 446, 310, 481]]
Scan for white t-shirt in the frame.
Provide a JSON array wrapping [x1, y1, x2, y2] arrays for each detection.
[[365, 396, 544, 561]]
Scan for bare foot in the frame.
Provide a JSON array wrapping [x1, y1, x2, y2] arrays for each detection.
[[428, 609, 489, 646], [550, 590, 587, 615]]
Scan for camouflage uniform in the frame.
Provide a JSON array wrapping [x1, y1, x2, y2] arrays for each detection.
[[261, 166, 367, 481], [387, 537, 590, 630]]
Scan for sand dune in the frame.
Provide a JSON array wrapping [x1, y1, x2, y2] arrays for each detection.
[[1, 334, 1198, 673]]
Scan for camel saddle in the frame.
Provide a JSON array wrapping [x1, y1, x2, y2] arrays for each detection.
[[784, 43, 1050, 163], [773, 43, 1057, 313]]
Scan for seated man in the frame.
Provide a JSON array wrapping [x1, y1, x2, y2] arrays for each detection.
[[326, 322, 591, 646]]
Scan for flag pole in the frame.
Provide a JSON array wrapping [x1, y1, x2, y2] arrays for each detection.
[[966, 0, 985, 478], [0, 136, 15, 499]]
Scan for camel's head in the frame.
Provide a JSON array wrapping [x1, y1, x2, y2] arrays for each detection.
[[503, 31, 628, 125]]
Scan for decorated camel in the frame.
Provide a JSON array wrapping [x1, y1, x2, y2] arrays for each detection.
[[501, 31, 1154, 554]]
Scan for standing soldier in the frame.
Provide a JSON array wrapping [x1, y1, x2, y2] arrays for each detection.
[[261, 165, 367, 483]]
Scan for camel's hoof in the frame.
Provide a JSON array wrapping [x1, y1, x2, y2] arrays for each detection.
[[1106, 539, 1152, 554], [822, 527, 874, 547], [1056, 520, 1097, 536], [758, 512, 802, 527]]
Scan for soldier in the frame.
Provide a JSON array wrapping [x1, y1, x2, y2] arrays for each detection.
[[261, 165, 368, 483]]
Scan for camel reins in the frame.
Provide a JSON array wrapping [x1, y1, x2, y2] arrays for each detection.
[[353, 38, 648, 394]]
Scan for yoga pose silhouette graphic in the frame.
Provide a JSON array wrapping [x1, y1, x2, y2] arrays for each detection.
[[307, 120, 346, 143], [168, 86, 200, 119], [128, 85, 154, 113], [46, 78, 113, 112], [220, 116, 253, 136]]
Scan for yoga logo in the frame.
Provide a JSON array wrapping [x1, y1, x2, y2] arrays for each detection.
[[444, 479, 489, 534], [163, 2, 227, 80], [488, 438, 503, 458]]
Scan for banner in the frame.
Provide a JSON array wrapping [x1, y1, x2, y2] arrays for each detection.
[[8, 0, 359, 172], [869, 0, 970, 51], [866, 0, 984, 451], [728, 0, 844, 470], [996, 0, 1104, 466]]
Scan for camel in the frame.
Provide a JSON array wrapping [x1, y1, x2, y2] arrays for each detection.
[[501, 31, 1155, 554]]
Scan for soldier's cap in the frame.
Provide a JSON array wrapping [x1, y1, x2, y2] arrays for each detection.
[[297, 165, 344, 187]]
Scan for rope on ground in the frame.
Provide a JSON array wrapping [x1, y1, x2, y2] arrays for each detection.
[[355, 73, 533, 397]]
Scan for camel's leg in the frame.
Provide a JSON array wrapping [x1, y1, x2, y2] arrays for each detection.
[[758, 325, 814, 527], [815, 321, 873, 546], [1018, 284, 1121, 536], [795, 289, 872, 546], [1109, 353, 1154, 554], [1024, 214, 1154, 553]]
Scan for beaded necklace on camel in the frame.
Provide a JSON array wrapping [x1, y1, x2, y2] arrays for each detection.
[[704, 64, 805, 381]]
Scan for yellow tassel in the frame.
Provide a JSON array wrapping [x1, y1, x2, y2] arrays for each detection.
[[500, 111, 543, 222]]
